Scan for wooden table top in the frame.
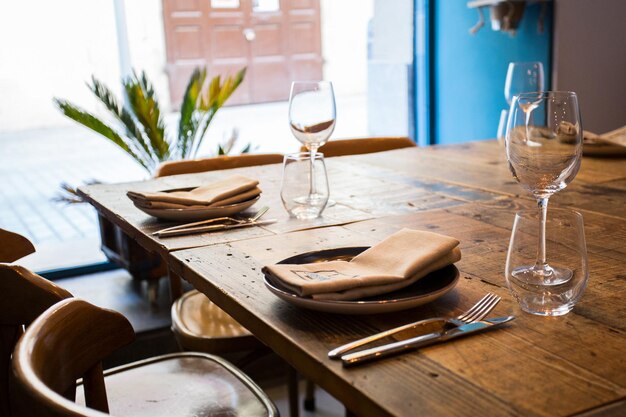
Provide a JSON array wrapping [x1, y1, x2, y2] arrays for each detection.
[[80, 141, 626, 417]]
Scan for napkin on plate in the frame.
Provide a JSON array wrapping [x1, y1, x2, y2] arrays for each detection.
[[127, 175, 260, 209], [263, 229, 461, 301]]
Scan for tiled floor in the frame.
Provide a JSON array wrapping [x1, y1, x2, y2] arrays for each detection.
[[0, 94, 367, 272]]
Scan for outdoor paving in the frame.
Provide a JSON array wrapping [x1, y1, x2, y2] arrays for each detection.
[[0, 94, 367, 272]]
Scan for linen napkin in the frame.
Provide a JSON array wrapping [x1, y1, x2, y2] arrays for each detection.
[[263, 229, 461, 301], [127, 175, 260, 208]]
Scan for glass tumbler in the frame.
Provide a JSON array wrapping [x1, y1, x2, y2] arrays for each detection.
[[505, 208, 588, 316], [281, 152, 329, 220]]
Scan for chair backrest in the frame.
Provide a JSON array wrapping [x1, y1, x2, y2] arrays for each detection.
[[300, 136, 416, 158], [0, 264, 72, 417], [154, 153, 284, 178], [12, 299, 135, 417], [0, 228, 35, 263]]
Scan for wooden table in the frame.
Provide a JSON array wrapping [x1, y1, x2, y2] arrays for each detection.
[[80, 141, 626, 417]]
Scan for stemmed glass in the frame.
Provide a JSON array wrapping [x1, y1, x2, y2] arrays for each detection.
[[504, 62, 544, 106], [289, 81, 336, 204], [505, 91, 583, 285], [498, 62, 544, 142]]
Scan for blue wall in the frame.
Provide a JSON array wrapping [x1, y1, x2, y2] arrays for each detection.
[[429, 2, 552, 144]]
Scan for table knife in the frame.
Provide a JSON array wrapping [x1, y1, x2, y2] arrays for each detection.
[[154, 219, 276, 238], [341, 316, 515, 367]]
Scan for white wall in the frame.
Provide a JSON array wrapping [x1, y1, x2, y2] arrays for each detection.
[[320, 0, 373, 96]]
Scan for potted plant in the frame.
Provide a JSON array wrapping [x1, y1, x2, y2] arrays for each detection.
[[53, 68, 247, 290], [54, 67, 246, 175]]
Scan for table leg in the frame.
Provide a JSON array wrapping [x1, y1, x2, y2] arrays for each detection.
[[167, 262, 183, 302]]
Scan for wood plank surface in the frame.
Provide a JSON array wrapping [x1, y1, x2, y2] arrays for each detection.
[[169, 202, 626, 416], [80, 141, 626, 417]]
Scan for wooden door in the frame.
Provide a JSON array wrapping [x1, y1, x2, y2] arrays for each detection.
[[162, 0, 323, 107]]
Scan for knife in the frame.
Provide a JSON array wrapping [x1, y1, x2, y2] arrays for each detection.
[[341, 316, 515, 367], [154, 219, 277, 238]]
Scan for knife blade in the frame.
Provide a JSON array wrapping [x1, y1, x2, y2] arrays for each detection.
[[154, 219, 277, 238], [341, 316, 515, 367]]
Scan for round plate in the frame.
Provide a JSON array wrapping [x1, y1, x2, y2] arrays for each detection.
[[263, 247, 459, 315], [135, 196, 260, 221]]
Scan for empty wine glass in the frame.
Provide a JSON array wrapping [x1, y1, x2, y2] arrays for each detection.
[[289, 81, 336, 205], [504, 61, 545, 105], [498, 62, 545, 142], [505, 91, 583, 286]]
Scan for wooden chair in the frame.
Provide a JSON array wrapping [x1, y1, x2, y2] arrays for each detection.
[[300, 136, 416, 157], [0, 228, 36, 264], [154, 153, 284, 177], [12, 298, 278, 417], [0, 264, 72, 417]]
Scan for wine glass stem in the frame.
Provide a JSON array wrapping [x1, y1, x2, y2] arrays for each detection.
[[309, 145, 319, 197], [536, 197, 549, 267]]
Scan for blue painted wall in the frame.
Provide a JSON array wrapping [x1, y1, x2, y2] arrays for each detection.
[[430, 2, 552, 144]]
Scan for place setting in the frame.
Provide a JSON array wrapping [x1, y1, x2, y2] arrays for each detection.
[[257, 89, 592, 369], [126, 174, 276, 237]]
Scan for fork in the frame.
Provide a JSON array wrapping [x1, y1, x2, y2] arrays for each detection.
[[153, 206, 269, 237], [328, 292, 501, 359]]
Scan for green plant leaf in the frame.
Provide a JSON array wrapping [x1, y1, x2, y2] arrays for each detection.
[[54, 99, 151, 172], [124, 71, 169, 161], [88, 76, 156, 166], [178, 68, 206, 159]]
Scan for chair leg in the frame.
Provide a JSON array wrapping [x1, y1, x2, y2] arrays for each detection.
[[287, 366, 300, 417], [304, 379, 316, 411], [345, 407, 357, 417]]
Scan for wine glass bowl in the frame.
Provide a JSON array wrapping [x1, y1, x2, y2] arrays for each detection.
[[289, 81, 336, 152], [505, 91, 583, 286], [504, 61, 545, 105]]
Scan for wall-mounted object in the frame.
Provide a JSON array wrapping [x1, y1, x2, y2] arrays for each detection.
[[467, 0, 549, 36]]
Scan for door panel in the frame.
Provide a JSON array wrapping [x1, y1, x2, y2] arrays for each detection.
[[163, 0, 322, 107]]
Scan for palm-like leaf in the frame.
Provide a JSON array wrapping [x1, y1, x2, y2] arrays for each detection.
[[54, 66, 247, 175], [123, 71, 169, 161], [88, 76, 156, 169], [54, 99, 150, 171], [177, 68, 206, 159]]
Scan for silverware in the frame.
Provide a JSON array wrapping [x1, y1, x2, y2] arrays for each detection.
[[154, 218, 276, 238], [153, 206, 269, 237], [341, 315, 515, 367], [328, 293, 501, 359]]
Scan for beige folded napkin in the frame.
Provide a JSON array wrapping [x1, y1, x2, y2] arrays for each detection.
[[584, 125, 626, 147], [131, 187, 261, 210], [262, 229, 461, 301], [127, 175, 259, 208]]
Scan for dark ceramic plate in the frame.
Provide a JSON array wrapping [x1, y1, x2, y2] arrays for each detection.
[[263, 247, 459, 314]]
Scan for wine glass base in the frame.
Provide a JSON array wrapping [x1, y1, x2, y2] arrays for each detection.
[[294, 194, 329, 206], [512, 265, 573, 286]]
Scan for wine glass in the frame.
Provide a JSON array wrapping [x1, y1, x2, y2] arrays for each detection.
[[504, 61, 545, 105], [505, 91, 583, 286], [498, 62, 545, 142], [289, 81, 336, 204]]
